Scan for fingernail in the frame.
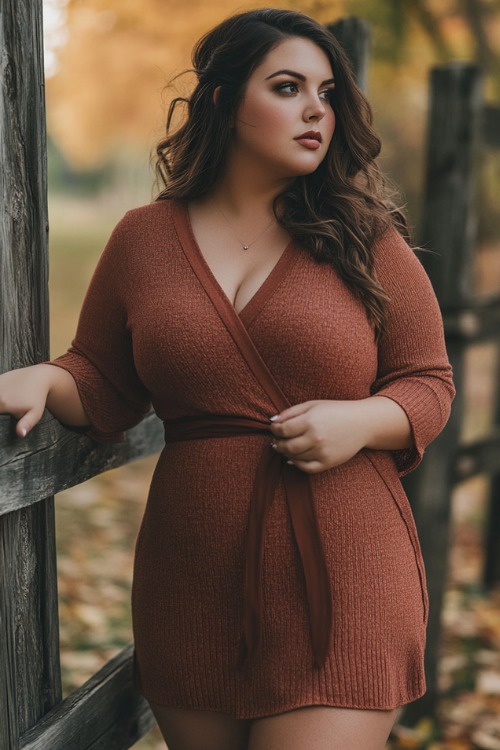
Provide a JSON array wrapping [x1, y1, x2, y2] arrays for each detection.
[[287, 460, 294, 466], [21, 427, 27, 437], [269, 415, 279, 422], [270, 442, 278, 450]]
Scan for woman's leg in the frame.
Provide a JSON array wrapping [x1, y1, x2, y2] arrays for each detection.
[[247, 705, 400, 750], [148, 702, 252, 750]]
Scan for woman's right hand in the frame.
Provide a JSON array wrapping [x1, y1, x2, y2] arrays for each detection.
[[0, 364, 54, 438], [1, 363, 90, 438]]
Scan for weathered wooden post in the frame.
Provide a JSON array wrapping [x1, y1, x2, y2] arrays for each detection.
[[402, 63, 483, 720], [480, 104, 500, 592], [418, 64, 483, 307], [1, 5, 162, 746], [484, 438, 500, 588], [0, 0, 62, 747], [327, 17, 371, 90], [482, 333, 500, 588]]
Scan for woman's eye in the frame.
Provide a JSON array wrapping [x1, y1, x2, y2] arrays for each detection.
[[275, 82, 299, 95], [319, 89, 335, 102]]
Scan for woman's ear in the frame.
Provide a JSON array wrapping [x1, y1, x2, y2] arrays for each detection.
[[213, 85, 235, 129]]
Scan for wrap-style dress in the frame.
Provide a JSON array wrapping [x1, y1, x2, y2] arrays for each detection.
[[47, 198, 455, 717]]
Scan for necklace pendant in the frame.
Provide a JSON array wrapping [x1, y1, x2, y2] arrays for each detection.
[[243, 244, 250, 251]]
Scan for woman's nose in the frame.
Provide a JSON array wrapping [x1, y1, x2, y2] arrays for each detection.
[[303, 96, 326, 121]]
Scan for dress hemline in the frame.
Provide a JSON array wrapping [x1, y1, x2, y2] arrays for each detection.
[[135, 681, 427, 719]]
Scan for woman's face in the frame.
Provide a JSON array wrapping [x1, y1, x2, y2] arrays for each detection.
[[230, 36, 336, 180]]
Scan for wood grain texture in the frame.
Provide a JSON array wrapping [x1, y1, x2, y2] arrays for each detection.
[[0, 411, 164, 516], [0, 0, 49, 371], [0, 0, 62, 742], [0, 514, 20, 749], [419, 63, 483, 308], [19, 646, 156, 750]]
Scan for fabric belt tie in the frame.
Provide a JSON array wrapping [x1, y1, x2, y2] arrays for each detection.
[[163, 415, 332, 671]]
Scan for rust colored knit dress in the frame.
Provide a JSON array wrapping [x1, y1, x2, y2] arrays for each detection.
[[47, 198, 455, 717]]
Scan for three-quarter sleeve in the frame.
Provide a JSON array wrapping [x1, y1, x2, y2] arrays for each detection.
[[369, 226, 456, 476], [44, 212, 152, 444]]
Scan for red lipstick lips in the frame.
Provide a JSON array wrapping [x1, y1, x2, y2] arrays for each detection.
[[295, 130, 322, 143], [294, 130, 322, 150]]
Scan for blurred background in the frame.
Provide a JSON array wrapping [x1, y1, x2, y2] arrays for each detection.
[[42, 1, 500, 748]]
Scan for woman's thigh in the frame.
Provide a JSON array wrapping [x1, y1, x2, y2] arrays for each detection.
[[148, 702, 252, 750], [247, 705, 400, 750]]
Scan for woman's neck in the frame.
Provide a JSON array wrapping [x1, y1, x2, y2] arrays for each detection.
[[208, 154, 293, 219]]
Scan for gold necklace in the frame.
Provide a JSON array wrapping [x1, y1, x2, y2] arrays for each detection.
[[217, 205, 276, 251]]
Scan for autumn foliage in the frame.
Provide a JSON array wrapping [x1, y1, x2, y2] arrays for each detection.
[[46, 0, 500, 170]]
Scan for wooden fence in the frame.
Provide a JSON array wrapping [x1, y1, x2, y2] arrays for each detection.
[[402, 60, 500, 720], [0, 2, 161, 747], [0, 4, 499, 747]]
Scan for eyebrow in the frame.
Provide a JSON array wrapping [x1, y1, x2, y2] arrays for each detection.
[[264, 69, 335, 86]]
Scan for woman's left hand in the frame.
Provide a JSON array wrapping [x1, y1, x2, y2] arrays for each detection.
[[269, 399, 369, 474]]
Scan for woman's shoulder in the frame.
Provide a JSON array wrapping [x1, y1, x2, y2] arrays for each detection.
[[372, 223, 412, 257], [119, 197, 177, 228], [97, 198, 180, 273], [104, 198, 179, 249], [371, 223, 439, 308], [372, 224, 426, 278]]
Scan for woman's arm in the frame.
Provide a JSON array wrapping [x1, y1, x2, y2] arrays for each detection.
[[0, 363, 90, 439], [1, 212, 154, 442], [270, 226, 455, 474], [358, 395, 413, 450]]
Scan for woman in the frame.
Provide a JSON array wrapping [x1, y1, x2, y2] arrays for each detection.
[[0, 8, 455, 750]]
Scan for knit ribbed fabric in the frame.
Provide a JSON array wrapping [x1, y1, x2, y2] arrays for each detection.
[[46, 198, 455, 716]]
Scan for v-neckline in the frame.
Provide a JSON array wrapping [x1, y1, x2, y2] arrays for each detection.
[[172, 199, 299, 328]]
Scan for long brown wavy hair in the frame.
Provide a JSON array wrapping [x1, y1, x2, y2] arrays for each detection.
[[154, 8, 411, 342]]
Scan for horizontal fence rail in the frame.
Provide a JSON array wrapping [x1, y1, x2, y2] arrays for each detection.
[[442, 296, 500, 341], [455, 429, 500, 481], [0, 413, 164, 515], [19, 646, 155, 750]]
